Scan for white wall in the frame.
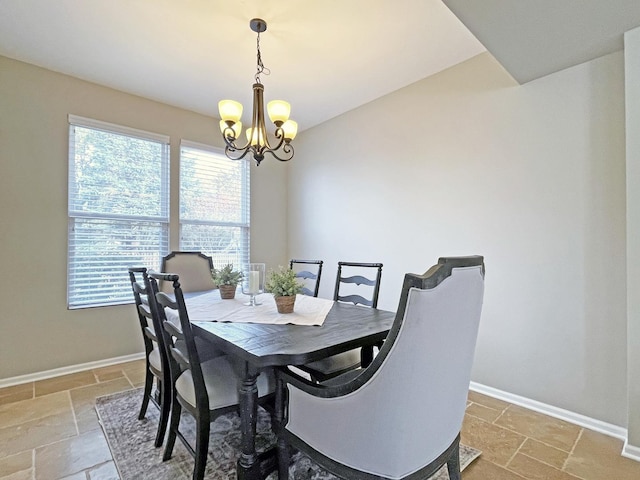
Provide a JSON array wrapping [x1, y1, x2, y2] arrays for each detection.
[[0, 56, 288, 380], [289, 52, 627, 427], [626, 26, 640, 448]]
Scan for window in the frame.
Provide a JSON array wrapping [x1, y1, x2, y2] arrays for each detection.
[[68, 115, 169, 308], [179, 141, 250, 270]]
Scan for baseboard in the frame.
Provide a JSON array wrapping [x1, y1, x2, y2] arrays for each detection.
[[623, 441, 640, 462], [469, 381, 640, 462], [0, 352, 145, 389]]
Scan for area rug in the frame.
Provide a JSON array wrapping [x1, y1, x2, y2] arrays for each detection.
[[96, 388, 480, 480]]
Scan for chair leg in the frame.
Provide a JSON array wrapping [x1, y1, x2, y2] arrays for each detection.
[[277, 438, 290, 480], [275, 375, 290, 479], [138, 366, 153, 420], [154, 379, 170, 448], [446, 441, 461, 480], [193, 417, 210, 480], [361, 345, 374, 367], [162, 397, 181, 461]]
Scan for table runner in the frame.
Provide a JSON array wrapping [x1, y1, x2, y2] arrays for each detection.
[[168, 290, 333, 326]]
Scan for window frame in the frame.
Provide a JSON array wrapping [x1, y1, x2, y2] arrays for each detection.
[[67, 114, 170, 309], [178, 140, 251, 270]]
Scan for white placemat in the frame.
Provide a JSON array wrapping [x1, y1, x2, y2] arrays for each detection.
[[167, 291, 333, 326]]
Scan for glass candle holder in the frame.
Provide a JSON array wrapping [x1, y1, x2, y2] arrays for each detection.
[[241, 263, 265, 306]]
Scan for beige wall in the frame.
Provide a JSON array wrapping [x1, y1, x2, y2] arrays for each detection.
[[626, 26, 640, 449], [289, 52, 627, 427], [0, 56, 288, 379]]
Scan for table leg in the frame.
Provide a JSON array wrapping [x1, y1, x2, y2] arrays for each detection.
[[361, 345, 374, 367], [237, 363, 262, 480]]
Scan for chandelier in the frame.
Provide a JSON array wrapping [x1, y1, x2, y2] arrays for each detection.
[[218, 18, 297, 166]]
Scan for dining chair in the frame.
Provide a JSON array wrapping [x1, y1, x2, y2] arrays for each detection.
[[160, 251, 214, 293], [149, 272, 275, 480], [289, 259, 323, 297], [274, 256, 485, 480], [127, 267, 171, 447], [333, 261, 383, 307], [297, 262, 383, 382]]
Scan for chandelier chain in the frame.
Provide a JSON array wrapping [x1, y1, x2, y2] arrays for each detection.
[[254, 30, 270, 84]]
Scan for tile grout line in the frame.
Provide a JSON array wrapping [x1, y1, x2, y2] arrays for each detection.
[[492, 402, 511, 425], [504, 431, 527, 469], [122, 370, 132, 387], [67, 389, 80, 437], [122, 370, 136, 389], [516, 451, 584, 478], [562, 427, 584, 472]]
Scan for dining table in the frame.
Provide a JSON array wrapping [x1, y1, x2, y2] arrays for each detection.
[[180, 290, 396, 480]]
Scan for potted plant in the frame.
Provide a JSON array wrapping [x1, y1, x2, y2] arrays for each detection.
[[265, 266, 304, 313], [211, 264, 243, 299]]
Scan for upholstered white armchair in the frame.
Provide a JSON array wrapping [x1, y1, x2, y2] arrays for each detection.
[[275, 256, 485, 480]]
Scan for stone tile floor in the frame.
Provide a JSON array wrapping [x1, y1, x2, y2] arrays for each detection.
[[1, 359, 639, 479]]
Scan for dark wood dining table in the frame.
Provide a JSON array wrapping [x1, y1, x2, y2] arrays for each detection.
[[190, 299, 396, 480]]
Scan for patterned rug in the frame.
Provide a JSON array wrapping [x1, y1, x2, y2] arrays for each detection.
[[96, 388, 481, 480]]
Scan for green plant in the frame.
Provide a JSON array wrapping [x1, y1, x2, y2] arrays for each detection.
[[211, 264, 243, 286], [265, 266, 304, 297]]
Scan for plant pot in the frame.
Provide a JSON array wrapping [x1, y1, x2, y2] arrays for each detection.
[[274, 295, 295, 314], [219, 284, 237, 299]]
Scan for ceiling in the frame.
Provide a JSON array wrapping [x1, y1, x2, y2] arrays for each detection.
[[0, 0, 484, 131], [1, 1, 639, 132], [443, 0, 640, 84]]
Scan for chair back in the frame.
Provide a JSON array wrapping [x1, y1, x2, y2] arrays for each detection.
[[150, 272, 210, 411], [289, 259, 323, 297], [333, 261, 382, 307], [285, 256, 485, 478], [141, 270, 172, 374], [128, 266, 148, 309], [128, 267, 154, 355], [161, 251, 214, 293]]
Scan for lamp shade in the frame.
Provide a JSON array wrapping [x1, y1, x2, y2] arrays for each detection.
[[220, 120, 242, 139], [267, 100, 291, 124], [282, 120, 298, 141], [219, 100, 243, 123]]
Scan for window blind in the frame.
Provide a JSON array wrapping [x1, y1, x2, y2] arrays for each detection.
[[68, 115, 170, 308], [179, 141, 250, 271]]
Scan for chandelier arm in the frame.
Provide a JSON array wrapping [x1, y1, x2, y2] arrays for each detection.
[[268, 127, 286, 151], [222, 126, 254, 152], [224, 145, 253, 161], [264, 143, 294, 162], [222, 126, 239, 148]]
